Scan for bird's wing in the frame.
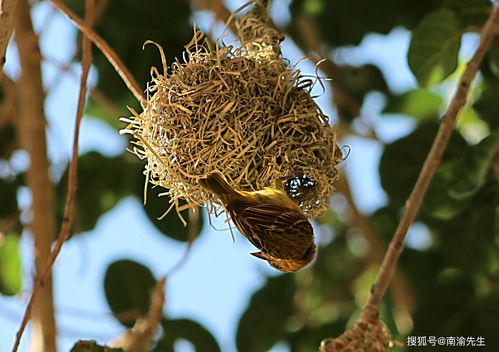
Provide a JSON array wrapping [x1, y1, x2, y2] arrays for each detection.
[[231, 204, 314, 260]]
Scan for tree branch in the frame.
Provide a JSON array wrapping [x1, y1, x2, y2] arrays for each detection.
[[110, 279, 166, 352], [12, 1, 94, 351], [49, 0, 144, 102], [366, 3, 499, 310], [0, 0, 17, 82], [14, 1, 57, 351]]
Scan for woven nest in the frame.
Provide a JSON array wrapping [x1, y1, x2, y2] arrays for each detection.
[[320, 305, 392, 352], [122, 4, 342, 219]]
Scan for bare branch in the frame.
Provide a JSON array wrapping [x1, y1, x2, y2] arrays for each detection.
[[12, 1, 94, 351], [110, 279, 166, 352], [0, 0, 18, 82], [49, 0, 145, 102], [367, 4, 499, 309], [14, 0, 57, 351]]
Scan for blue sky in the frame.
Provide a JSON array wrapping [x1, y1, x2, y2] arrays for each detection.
[[1, 1, 479, 351]]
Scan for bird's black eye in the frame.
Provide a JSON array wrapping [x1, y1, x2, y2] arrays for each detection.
[[271, 263, 282, 270]]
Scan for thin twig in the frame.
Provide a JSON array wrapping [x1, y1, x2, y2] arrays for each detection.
[[42, 53, 125, 118], [49, 0, 145, 102], [11, 1, 94, 351], [366, 4, 499, 310], [164, 207, 200, 277]]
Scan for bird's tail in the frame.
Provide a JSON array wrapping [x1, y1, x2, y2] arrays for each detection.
[[198, 171, 240, 203]]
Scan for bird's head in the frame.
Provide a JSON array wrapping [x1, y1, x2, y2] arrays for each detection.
[[251, 243, 317, 272]]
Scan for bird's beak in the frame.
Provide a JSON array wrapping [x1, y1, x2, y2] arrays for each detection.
[[251, 251, 270, 261]]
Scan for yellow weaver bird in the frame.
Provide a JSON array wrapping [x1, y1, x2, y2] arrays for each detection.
[[198, 171, 316, 272]]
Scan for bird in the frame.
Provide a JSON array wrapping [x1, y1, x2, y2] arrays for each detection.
[[198, 171, 316, 272]]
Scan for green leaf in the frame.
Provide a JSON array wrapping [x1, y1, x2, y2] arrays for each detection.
[[311, 233, 362, 301], [236, 275, 295, 352], [335, 64, 389, 99], [474, 79, 499, 129], [422, 161, 472, 219], [333, 64, 390, 120], [410, 275, 477, 334], [70, 340, 124, 352], [0, 233, 22, 295], [57, 152, 141, 234], [0, 176, 18, 218], [154, 318, 221, 352], [302, 0, 323, 15], [380, 121, 467, 208], [426, 178, 497, 273], [104, 259, 157, 327], [456, 105, 490, 142], [443, 0, 491, 28], [420, 127, 498, 219], [139, 183, 204, 243], [410, 267, 499, 346], [400, 249, 445, 293], [286, 321, 346, 352], [408, 234, 499, 350], [290, 0, 442, 47], [0, 123, 17, 160], [408, 9, 461, 87], [401, 240, 499, 347], [85, 96, 134, 130], [449, 130, 499, 199], [383, 89, 443, 120], [488, 38, 499, 79], [371, 206, 400, 242]]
